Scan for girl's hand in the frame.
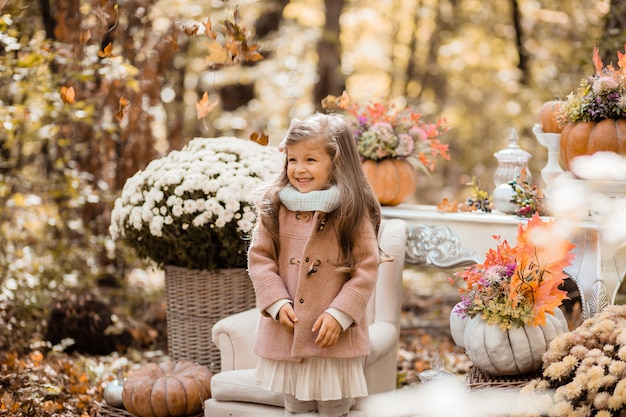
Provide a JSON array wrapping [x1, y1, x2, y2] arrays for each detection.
[[278, 303, 298, 332], [312, 313, 341, 348]]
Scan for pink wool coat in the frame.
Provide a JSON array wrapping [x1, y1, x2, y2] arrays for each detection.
[[248, 205, 379, 363]]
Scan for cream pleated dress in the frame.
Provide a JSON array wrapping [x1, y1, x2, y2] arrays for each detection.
[[256, 356, 368, 401]]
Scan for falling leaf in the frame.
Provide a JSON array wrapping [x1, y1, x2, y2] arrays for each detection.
[[98, 42, 115, 58], [224, 14, 245, 41], [321, 90, 350, 111], [204, 41, 229, 69], [195, 92, 219, 119], [195, 8, 263, 69], [242, 42, 263, 63], [233, 5, 242, 25], [60, 86, 76, 104], [115, 96, 130, 122], [250, 131, 269, 146], [184, 24, 199, 36], [202, 19, 217, 40]]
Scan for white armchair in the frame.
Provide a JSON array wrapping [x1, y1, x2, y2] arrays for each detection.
[[204, 218, 408, 417]]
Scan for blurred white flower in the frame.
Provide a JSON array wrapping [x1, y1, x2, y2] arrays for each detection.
[[363, 378, 532, 417], [570, 152, 626, 181]]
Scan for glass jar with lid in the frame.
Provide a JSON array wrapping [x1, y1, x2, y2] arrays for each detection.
[[493, 128, 531, 187], [492, 129, 531, 213]]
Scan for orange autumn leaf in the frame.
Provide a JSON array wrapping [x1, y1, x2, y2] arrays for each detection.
[[321, 90, 350, 111], [436, 196, 458, 213], [195, 92, 218, 119], [115, 96, 130, 122], [514, 214, 575, 275], [249, 131, 269, 146], [184, 24, 199, 36], [417, 152, 435, 171], [483, 237, 517, 270], [204, 40, 229, 69], [225, 40, 240, 59], [427, 138, 450, 159], [509, 213, 575, 326], [593, 44, 603, 74], [618, 44, 626, 70], [60, 86, 76, 104], [242, 45, 263, 63], [98, 42, 115, 58], [202, 19, 217, 39]]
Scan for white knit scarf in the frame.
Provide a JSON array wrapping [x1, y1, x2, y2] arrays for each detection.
[[278, 185, 341, 213]]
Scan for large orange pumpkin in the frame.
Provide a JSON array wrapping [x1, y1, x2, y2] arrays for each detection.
[[559, 119, 626, 170], [539, 100, 564, 133], [122, 360, 212, 417], [361, 158, 418, 206]]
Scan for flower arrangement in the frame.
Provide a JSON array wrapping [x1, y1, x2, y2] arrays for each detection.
[[514, 305, 626, 417], [109, 137, 282, 271], [348, 100, 449, 171], [451, 214, 575, 330], [560, 44, 626, 124], [508, 169, 546, 218], [321, 92, 449, 172]]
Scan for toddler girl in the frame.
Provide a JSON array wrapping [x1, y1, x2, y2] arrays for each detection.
[[248, 112, 382, 417]]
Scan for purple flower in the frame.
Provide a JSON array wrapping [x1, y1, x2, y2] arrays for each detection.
[[504, 262, 517, 278]]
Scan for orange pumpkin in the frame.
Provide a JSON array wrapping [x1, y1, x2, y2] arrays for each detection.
[[559, 119, 626, 170], [539, 100, 564, 133], [122, 360, 212, 417], [362, 158, 418, 206]]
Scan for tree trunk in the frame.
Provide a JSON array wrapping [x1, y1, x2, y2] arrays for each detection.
[[313, 0, 345, 109], [600, 0, 626, 62], [511, 0, 528, 85], [38, 0, 56, 40]]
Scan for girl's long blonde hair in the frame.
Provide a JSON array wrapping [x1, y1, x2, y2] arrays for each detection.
[[254, 113, 381, 271]]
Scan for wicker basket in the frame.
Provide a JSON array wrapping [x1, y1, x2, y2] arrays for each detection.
[[98, 403, 203, 417], [164, 266, 256, 372], [466, 366, 540, 390]]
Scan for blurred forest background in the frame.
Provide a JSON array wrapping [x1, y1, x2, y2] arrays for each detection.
[[0, 0, 624, 369]]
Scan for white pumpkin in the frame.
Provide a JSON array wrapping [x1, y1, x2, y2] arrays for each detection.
[[448, 307, 467, 347], [449, 305, 568, 376]]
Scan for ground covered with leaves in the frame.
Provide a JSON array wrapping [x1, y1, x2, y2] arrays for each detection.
[[0, 268, 476, 416]]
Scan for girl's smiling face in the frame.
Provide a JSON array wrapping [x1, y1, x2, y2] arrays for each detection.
[[285, 137, 333, 193]]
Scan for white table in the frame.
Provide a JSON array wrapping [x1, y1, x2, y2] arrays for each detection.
[[382, 204, 626, 319]]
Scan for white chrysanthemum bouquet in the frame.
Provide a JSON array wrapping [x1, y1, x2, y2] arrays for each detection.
[[109, 137, 282, 271]]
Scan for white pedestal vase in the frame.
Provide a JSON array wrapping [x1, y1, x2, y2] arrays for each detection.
[[532, 124, 564, 196]]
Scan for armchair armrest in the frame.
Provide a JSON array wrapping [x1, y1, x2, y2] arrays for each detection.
[[212, 308, 260, 371], [213, 310, 399, 371], [366, 321, 399, 365]]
